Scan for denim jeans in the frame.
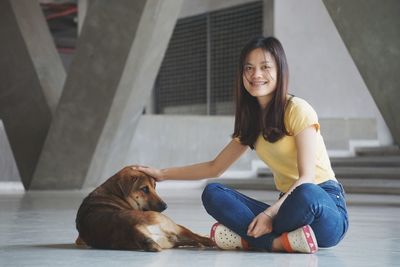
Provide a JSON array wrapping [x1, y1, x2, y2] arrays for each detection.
[[201, 180, 349, 251]]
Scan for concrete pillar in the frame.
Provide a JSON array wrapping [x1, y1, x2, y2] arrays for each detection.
[[323, 0, 400, 146], [0, 0, 65, 189], [31, 0, 183, 189], [9, 0, 66, 115], [0, 120, 20, 182], [78, 0, 89, 35]]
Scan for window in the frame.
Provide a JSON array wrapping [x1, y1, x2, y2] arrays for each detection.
[[154, 1, 263, 115]]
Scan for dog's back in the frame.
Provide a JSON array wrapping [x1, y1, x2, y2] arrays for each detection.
[[76, 195, 121, 248]]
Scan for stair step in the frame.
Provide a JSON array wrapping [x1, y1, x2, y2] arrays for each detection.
[[257, 167, 400, 179], [334, 167, 400, 179], [330, 156, 400, 167], [339, 178, 400, 195], [213, 178, 400, 195], [355, 146, 400, 156]]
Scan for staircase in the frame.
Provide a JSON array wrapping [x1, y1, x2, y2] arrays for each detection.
[[214, 146, 400, 195]]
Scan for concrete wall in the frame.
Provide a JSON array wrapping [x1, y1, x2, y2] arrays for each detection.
[[72, 0, 394, 146], [122, 115, 376, 180], [322, 0, 400, 146], [0, 113, 378, 183], [274, 0, 392, 146], [164, 0, 393, 146], [121, 0, 391, 185], [126, 115, 252, 171], [73, 0, 391, 147], [0, 0, 394, 186]]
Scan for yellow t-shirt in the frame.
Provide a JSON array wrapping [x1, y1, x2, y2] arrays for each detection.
[[254, 96, 335, 193]]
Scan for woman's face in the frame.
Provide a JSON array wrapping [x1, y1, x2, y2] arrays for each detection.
[[242, 48, 277, 108]]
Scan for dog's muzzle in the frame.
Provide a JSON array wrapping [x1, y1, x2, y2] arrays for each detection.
[[157, 202, 167, 212]]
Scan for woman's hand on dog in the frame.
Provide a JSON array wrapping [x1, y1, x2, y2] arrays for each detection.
[[131, 165, 165, 182]]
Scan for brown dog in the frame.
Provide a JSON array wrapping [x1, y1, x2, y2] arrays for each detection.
[[75, 166, 214, 252]]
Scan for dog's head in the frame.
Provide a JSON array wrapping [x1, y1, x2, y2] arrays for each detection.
[[103, 166, 167, 212]]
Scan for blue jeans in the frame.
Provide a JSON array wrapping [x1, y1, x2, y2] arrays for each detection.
[[202, 180, 349, 251]]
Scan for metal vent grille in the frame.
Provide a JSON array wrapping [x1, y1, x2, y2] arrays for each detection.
[[154, 1, 263, 115], [210, 2, 263, 115], [155, 14, 207, 114]]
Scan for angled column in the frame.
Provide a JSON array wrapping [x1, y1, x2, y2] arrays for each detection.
[[31, 0, 183, 189], [323, 0, 400, 145], [0, 0, 65, 189], [9, 0, 66, 114]]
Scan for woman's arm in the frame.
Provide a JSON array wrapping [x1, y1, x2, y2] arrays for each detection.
[[267, 125, 317, 214], [247, 126, 317, 238], [132, 139, 248, 181]]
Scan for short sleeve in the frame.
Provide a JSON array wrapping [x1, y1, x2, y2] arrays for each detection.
[[232, 137, 241, 143], [286, 98, 320, 136]]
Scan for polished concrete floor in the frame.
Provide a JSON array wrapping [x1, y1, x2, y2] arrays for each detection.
[[1, 185, 399, 267]]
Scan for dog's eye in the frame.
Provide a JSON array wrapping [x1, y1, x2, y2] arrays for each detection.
[[141, 186, 149, 194]]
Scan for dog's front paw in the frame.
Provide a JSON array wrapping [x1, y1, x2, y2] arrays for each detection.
[[143, 238, 162, 252], [75, 236, 88, 247]]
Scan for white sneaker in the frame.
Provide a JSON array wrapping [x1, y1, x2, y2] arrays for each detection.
[[281, 225, 318, 253], [210, 223, 249, 250]]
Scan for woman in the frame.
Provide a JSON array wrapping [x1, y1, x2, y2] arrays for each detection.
[[133, 36, 348, 253]]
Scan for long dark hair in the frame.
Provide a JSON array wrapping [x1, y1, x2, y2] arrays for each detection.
[[232, 36, 289, 149]]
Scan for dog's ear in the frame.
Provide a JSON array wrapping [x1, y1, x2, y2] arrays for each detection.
[[117, 175, 138, 198], [104, 168, 139, 198]]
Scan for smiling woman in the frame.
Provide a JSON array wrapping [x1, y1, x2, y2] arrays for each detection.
[[233, 37, 289, 145], [242, 48, 277, 105], [132, 36, 348, 254]]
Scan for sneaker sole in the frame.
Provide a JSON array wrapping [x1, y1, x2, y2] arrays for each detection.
[[210, 223, 248, 250]]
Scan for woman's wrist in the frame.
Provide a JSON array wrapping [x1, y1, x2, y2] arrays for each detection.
[[160, 169, 168, 181], [261, 211, 274, 219]]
